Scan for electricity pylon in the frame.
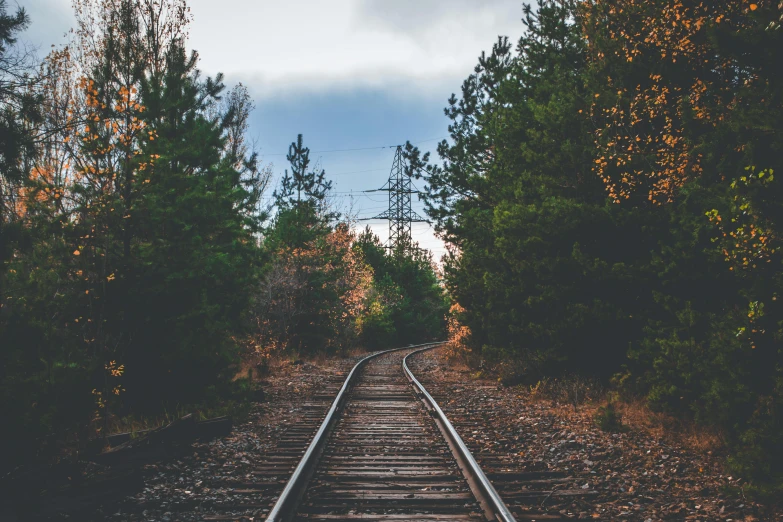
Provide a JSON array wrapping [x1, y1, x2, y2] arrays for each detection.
[[365, 145, 427, 253]]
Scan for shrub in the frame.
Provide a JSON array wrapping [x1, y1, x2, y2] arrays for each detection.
[[595, 401, 626, 432]]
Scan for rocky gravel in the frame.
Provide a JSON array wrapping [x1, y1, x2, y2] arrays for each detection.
[[91, 346, 783, 521], [408, 347, 783, 522], [107, 355, 359, 522]]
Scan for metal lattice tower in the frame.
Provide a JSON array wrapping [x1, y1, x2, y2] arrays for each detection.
[[369, 146, 427, 253]]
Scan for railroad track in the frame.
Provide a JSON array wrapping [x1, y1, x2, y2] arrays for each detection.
[[198, 367, 353, 520], [407, 349, 599, 520], [263, 343, 518, 522]]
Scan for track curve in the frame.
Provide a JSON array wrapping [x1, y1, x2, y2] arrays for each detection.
[[264, 344, 516, 522]]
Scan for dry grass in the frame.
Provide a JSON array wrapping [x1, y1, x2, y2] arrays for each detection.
[[100, 398, 252, 440], [614, 398, 725, 453], [345, 345, 371, 358], [525, 390, 726, 455], [235, 340, 370, 378], [309, 349, 333, 368], [442, 353, 473, 373]]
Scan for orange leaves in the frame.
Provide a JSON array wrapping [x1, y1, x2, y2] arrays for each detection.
[[105, 360, 125, 378], [583, 0, 758, 204], [589, 68, 697, 203], [445, 302, 473, 360], [257, 223, 375, 352]]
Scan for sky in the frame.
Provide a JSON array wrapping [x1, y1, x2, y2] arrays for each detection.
[[17, 0, 526, 258]]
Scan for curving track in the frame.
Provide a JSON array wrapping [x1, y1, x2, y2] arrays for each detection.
[[264, 344, 517, 522]]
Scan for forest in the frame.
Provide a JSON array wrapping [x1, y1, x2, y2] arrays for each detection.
[[0, 0, 447, 476], [403, 0, 783, 496], [1, 0, 782, 504]]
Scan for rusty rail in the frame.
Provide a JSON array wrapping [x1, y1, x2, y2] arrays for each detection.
[[264, 342, 444, 522], [403, 345, 518, 522]]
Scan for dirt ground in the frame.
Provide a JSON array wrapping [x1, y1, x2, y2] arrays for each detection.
[[100, 346, 782, 521], [106, 354, 359, 521], [408, 347, 783, 522]]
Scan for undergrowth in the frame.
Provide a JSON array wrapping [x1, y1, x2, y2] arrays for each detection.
[[594, 400, 626, 432], [101, 377, 257, 438]]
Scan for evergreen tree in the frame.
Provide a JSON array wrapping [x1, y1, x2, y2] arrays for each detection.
[[583, 0, 783, 492], [353, 227, 448, 348], [274, 134, 335, 216], [0, 0, 40, 261], [0, 0, 265, 464], [404, 0, 633, 376], [268, 134, 337, 251], [120, 35, 263, 406], [408, 0, 783, 492]]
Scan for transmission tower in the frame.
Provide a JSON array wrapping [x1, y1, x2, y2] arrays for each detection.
[[366, 146, 427, 253]]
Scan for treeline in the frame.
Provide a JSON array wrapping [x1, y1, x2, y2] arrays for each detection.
[[256, 134, 447, 355], [406, 0, 783, 494], [0, 0, 446, 470]]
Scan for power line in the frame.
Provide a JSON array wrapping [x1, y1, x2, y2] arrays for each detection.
[[328, 168, 388, 176], [256, 136, 443, 253], [260, 136, 447, 157]]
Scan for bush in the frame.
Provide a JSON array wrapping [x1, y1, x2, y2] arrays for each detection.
[[529, 375, 605, 407], [595, 401, 625, 432]]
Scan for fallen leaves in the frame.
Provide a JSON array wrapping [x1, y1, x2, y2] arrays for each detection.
[[107, 356, 358, 521], [410, 348, 780, 521]]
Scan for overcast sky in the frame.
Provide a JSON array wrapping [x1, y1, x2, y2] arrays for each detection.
[[18, 0, 525, 257]]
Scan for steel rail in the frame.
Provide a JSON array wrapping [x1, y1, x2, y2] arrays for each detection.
[[264, 341, 444, 522], [403, 345, 518, 522]]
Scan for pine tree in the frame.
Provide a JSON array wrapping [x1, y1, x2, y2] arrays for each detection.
[[275, 134, 331, 206], [266, 134, 338, 254], [404, 0, 623, 375], [1, 0, 266, 442], [117, 34, 263, 406], [0, 0, 40, 260]]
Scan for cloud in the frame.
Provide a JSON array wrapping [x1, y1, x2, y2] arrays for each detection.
[[225, 68, 458, 103], [15, 0, 523, 100], [186, 0, 523, 99], [13, 0, 514, 256], [356, 0, 520, 37]]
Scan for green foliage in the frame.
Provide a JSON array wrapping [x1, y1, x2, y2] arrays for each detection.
[[257, 136, 368, 355], [0, 0, 449, 478], [408, 0, 783, 492], [256, 147, 447, 355], [118, 36, 263, 408], [0, 0, 265, 470], [353, 227, 449, 348], [594, 401, 625, 433], [726, 386, 783, 500], [583, 0, 783, 490], [274, 133, 337, 221], [405, 0, 632, 377], [0, 0, 41, 264]]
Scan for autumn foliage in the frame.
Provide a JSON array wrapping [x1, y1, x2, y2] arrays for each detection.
[[0, 0, 448, 474], [585, 0, 779, 204], [405, 0, 783, 496], [255, 139, 447, 355]]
